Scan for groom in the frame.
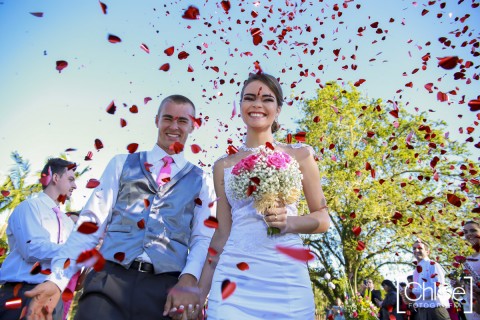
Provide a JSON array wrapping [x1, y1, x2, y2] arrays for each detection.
[[26, 95, 216, 320]]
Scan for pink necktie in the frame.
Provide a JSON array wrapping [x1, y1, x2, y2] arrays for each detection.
[[156, 156, 174, 186], [52, 207, 63, 243]]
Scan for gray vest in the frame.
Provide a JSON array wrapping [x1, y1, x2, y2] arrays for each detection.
[[100, 152, 204, 273]]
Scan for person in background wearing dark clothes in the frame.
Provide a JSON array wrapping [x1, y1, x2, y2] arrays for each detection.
[[375, 279, 403, 320]]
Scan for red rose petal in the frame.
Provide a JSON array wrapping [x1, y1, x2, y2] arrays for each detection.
[[446, 193, 461, 207], [120, 118, 127, 128], [208, 247, 218, 256], [221, 0, 231, 13], [159, 63, 170, 71], [416, 265, 423, 273], [246, 185, 257, 197], [137, 219, 146, 229], [99, 1, 107, 14], [178, 51, 189, 60], [194, 198, 202, 206], [140, 43, 150, 54], [56, 60, 68, 73], [169, 142, 184, 154], [164, 46, 174, 56], [236, 262, 249, 271], [84, 151, 93, 161], [30, 12, 44, 17], [86, 179, 100, 189], [221, 279, 236, 300], [77, 221, 99, 234], [106, 101, 116, 114], [62, 288, 74, 302], [468, 100, 480, 112], [204, 216, 219, 228], [30, 261, 42, 275], [356, 240, 366, 251], [13, 283, 22, 297], [143, 198, 150, 208], [437, 56, 459, 70], [144, 97, 152, 104], [249, 177, 260, 185], [107, 34, 122, 43], [113, 252, 125, 262], [276, 245, 315, 261], [182, 5, 200, 20], [226, 145, 238, 155], [352, 226, 362, 237], [39, 166, 52, 187], [1, 190, 10, 197], [129, 105, 138, 113], [94, 138, 104, 151], [191, 144, 202, 154], [127, 143, 139, 154], [63, 258, 71, 269], [295, 132, 306, 142], [40, 268, 51, 275], [57, 194, 67, 204]]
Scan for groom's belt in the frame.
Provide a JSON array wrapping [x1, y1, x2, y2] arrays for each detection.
[[130, 260, 155, 273]]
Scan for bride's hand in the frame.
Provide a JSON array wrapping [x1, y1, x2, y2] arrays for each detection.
[[264, 205, 288, 233]]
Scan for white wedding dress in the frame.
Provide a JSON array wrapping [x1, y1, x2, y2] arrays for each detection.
[[206, 167, 315, 320]]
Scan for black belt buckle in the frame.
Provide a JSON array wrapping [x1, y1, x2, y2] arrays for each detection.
[[132, 260, 153, 273]]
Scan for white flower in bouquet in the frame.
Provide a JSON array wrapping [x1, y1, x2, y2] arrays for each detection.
[[324, 273, 331, 280]]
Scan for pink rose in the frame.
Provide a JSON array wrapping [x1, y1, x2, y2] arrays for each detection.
[[353, 312, 358, 318], [232, 154, 259, 175], [266, 152, 290, 169]]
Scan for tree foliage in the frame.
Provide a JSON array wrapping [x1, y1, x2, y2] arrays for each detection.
[[298, 82, 479, 303]]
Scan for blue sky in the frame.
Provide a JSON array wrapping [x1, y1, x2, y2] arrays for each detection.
[[0, 0, 479, 208]]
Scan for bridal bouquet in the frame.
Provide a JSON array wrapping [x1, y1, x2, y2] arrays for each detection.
[[229, 144, 303, 235]]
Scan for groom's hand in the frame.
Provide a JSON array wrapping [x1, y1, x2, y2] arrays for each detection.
[[164, 274, 202, 320], [25, 281, 61, 320]]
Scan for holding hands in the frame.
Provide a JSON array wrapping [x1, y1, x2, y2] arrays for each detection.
[[163, 274, 203, 320]]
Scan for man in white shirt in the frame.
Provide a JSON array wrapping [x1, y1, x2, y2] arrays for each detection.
[[408, 239, 451, 320], [26, 95, 216, 320], [0, 158, 77, 320]]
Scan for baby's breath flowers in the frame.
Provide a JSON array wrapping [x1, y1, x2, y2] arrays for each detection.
[[229, 144, 303, 235]]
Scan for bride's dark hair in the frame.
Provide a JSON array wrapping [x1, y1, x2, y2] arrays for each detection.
[[240, 73, 283, 133]]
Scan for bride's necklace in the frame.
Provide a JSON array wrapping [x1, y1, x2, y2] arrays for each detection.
[[239, 141, 278, 152]]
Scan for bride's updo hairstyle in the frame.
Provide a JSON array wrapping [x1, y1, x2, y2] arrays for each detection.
[[240, 73, 284, 133]]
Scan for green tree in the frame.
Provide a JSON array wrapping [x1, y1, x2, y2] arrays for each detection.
[[297, 82, 478, 304]]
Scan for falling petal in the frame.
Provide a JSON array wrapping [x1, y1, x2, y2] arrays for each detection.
[[236, 262, 249, 271], [164, 46, 174, 56], [352, 226, 362, 237], [221, 0, 231, 13], [5, 297, 22, 309], [86, 179, 100, 189], [94, 139, 104, 151], [113, 252, 125, 262], [30, 12, 44, 17], [221, 279, 236, 300], [120, 118, 127, 128], [129, 105, 138, 113], [446, 193, 461, 207], [106, 101, 116, 114], [191, 144, 202, 154], [107, 34, 122, 43], [204, 216, 219, 228], [127, 143, 139, 154], [137, 218, 146, 229], [1, 190, 11, 197], [437, 56, 459, 70], [77, 221, 99, 234], [30, 261, 42, 275], [356, 240, 366, 251], [468, 99, 480, 112], [159, 63, 170, 71], [99, 1, 107, 14], [169, 142, 184, 154], [144, 97, 152, 104], [276, 245, 314, 261], [56, 60, 68, 73], [182, 5, 200, 20], [140, 43, 150, 53]]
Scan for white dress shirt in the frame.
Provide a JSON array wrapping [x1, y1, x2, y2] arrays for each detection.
[[412, 258, 451, 308], [0, 192, 74, 284], [48, 145, 216, 291]]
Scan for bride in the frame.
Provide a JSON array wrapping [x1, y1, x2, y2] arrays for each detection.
[[196, 73, 330, 319]]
